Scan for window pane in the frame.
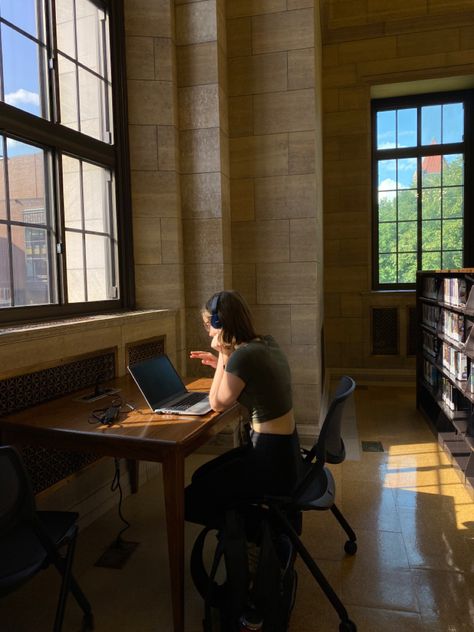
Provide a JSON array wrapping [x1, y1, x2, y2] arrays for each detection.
[[0, 222, 12, 306], [423, 251, 441, 270], [379, 254, 397, 284], [58, 53, 79, 131], [398, 189, 417, 221], [397, 158, 416, 189], [443, 154, 463, 186], [0, 0, 45, 41], [397, 108, 416, 148], [378, 160, 396, 192], [422, 155, 441, 187], [55, 0, 75, 58], [63, 155, 82, 230], [1, 24, 47, 118], [66, 230, 85, 302], [86, 234, 111, 301], [442, 218, 463, 251], [11, 224, 51, 306], [377, 110, 396, 149], [443, 187, 463, 219], [0, 140, 5, 220], [83, 162, 109, 232], [398, 221, 417, 252], [422, 187, 441, 219], [76, 0, 104, 75], [422, 105, 441, 145], [78, 68, 108, 141], [379, 222, 396, 253], [7, 140, 46, 224], [422, 220, 441, 251], [378, 194, 396, 222], [398, 253, 417, 283], [443, 251, 462, 269], [442, 103, 463, 144]]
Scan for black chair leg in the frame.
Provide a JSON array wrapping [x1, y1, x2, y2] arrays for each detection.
[[271, 507, 354, 627], [330, 504, 357, 554], [53, 527, 78, 632]]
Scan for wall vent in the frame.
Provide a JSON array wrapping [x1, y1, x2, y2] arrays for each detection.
[[127, 336, 165, 366], [0, 351, 115, 494], [372, 307, 398, 355]]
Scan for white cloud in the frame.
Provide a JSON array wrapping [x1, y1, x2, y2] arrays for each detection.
[[378, 179, 397, 201], [5, 88, 40, 108]]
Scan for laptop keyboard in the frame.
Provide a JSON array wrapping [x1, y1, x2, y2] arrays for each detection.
[[168, 392, 206, 411]]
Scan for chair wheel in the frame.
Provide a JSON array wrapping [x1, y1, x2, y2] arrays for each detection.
[[344, 540, 357, 555], [82, 613, 94, 630], [339, 620, 357, 631]]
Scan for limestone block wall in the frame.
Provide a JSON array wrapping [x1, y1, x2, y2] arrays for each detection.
[[226, 1, 323, 428], [175, 0, 233, 376], [321, 0, 474, 372], [124, 0, 186, 366]]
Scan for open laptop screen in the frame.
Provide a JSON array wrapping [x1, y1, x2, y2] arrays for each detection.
[[128, 356, 187, 409]]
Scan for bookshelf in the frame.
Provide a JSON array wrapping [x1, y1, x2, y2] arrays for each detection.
[[417, 268, 474, 495]]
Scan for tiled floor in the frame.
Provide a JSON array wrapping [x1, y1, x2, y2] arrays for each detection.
[[2, 384, 474, 631]]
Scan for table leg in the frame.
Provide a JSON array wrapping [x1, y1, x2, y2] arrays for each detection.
[[162, 451, 185, 632]]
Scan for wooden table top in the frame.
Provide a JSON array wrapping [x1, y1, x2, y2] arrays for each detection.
[[0, 375, 240, 461]]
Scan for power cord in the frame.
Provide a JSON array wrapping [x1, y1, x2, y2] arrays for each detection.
[[88, 397, 137, 426], [111, 457, 131, 546]]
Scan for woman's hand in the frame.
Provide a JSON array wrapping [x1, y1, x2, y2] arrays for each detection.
[[189, 351, 218, 369]]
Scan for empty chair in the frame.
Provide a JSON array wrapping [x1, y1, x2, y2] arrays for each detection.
[[0, 445, 93, 632]]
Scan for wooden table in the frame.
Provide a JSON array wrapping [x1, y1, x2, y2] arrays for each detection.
[[0, 375, 242, 632]]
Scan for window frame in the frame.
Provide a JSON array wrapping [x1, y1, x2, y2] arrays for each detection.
[[371, 89, 474, 291], [0, 0, 134, 324]]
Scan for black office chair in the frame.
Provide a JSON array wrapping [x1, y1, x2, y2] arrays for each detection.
[[0, 445, 94, 632], [263, 375, 358, 631]]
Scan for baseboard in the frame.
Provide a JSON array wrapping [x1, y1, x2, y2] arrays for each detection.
[[325, 367, 416, 387]]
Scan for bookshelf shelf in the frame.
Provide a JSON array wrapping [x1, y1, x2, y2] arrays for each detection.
[[417, 268, 474, 492]]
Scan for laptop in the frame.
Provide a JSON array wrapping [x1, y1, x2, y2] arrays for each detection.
[[127, 355, 212, 415]]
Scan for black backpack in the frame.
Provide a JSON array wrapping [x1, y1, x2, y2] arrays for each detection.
[[190, 508, 297, 632]]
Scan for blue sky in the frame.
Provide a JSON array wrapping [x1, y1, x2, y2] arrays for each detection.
[[377, 104, 464, 190]]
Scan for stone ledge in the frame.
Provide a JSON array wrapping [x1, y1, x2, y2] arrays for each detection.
[[0, 309, 176, 345]]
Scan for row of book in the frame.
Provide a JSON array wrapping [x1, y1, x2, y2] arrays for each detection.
[[440, 309, 465, 343], [440, 377, 469, 415], [422, 276, 468, 307], [422, 331, 439, 357], [422, 304, 440, 329], [440, 342, 468, 381]]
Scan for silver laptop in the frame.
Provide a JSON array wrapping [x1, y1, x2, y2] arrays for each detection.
[[127, 355, 212, 415]]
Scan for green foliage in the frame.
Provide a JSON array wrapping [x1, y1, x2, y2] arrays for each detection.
[[378, 155, 464, 284]]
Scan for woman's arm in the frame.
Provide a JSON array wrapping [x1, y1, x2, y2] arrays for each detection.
[[208, 338, 245, 411]]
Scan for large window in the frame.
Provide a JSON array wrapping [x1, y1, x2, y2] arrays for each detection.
[[0, 0, 131, 320], [372, 91, 473, 289]]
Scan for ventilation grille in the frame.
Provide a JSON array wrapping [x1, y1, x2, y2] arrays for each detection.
[[407, 307, 417, 356], [0, 351, 115, 494], [127, 337, 165, 366], [372, 307, 398, 355]]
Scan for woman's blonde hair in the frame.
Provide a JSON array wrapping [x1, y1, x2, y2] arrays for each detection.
[[204, 290, 257, 346]]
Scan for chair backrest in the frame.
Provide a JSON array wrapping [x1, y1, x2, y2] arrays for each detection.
[[0, 445, 37, 533], [293, 376, 355, 498]]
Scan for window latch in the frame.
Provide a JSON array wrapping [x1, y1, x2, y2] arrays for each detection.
[[56, 243, 63, 254]]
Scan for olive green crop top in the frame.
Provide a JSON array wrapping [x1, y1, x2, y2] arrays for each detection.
[[225, 336, 292, 423]]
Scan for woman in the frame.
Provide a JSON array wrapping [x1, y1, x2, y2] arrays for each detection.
[[185, 290, 301, 528]]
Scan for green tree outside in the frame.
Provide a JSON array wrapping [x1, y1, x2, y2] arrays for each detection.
[[378, 154, 463, 284]]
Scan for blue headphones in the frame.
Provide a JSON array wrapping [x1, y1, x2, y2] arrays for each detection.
[[210, 293, 223, 329]]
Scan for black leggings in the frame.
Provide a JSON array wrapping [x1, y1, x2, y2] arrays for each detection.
[[185, 430, 301, 529]]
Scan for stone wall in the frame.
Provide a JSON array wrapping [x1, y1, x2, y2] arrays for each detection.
[[321, 0, 474, 372]]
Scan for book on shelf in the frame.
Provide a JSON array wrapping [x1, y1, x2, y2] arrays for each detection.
[[440, 277, 467, 307], [440, 377, 469, 414], [439, 342, 468, 381], [423, 359, 438, 388], [440, 309, 465, 343], [422, 303, 440, 329], [422, 276, 438, 300], [423, 331, 439, 357]]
